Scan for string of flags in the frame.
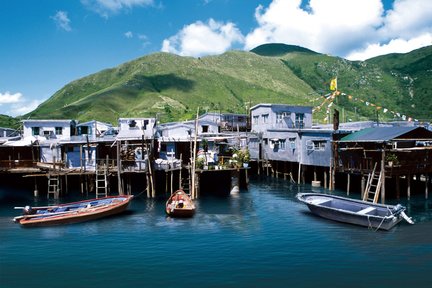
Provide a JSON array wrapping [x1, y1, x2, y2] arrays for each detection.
[[311, 78, 418, 122]]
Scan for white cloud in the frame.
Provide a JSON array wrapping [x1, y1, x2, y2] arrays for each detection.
[[161, 19, 244, 57], [162, 0, 432, 61], [346, 33, 432, 60], [124, 31, 133, 38], [51, 11, 72, 32], [243, 0, 432, 60], [0, 92, 22, 104], [245, 0, 384, 56], [0, 92, 43, 117], [382, 0, 432, 38], [82, 0, 154, 17], [10, 100, 43, 117]]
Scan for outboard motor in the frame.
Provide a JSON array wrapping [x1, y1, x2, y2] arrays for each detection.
[[391, 204, 404, 215], [23, 206, 34, 215]]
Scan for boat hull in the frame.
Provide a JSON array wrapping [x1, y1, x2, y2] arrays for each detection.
[[297, 193, 404, 231], [166, 190, 196, 218], [17, 195, 133, 227]]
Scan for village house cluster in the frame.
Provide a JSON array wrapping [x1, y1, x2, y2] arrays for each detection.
[[1, 103, 431, 202]]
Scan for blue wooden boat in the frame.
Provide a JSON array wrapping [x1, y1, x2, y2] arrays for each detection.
[[296, 193, 413, 230], [14, 195, 133, 227]]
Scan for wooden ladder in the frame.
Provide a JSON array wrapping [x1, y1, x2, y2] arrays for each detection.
[[95, 164, 108, 198], [47, 175, 60, 199], [363, 162, 383, 203]]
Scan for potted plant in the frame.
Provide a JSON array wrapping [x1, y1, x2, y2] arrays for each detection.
[[385, 153, 399, 167], [241, 148, 250, 168], [195, 157, 205, 169]]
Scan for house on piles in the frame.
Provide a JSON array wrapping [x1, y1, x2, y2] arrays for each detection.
[[249, 104, 334, 182], [65, 120, 115, 170], [336, 126, 432, 201], [115, 118, 156, 172], [0, 119, 75, 172]]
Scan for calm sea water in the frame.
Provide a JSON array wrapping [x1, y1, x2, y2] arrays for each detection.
[[1, 177, 431, 288]]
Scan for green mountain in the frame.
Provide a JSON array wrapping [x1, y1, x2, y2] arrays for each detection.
[[0, 114, 20, 130], [21, 44, 432, 125]]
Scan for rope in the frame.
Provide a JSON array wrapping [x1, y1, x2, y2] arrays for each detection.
[[133, 187, 148, 198]]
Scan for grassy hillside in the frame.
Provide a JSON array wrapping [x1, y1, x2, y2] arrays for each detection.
[[26, 50, 317, 124], [0, 114, 20, 130], [23, 44, 431, 125]]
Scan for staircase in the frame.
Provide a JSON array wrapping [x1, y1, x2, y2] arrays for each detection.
[[363, 162, 383, 203], [47, 175, 60, 199], [95, 164, 108, 198]]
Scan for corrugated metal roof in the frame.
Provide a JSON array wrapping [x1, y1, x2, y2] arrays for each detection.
[[340, 127, 419, 142]]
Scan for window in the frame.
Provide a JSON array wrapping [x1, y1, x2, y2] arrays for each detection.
[[32, 127, 40, 136], [78, 126, 89, 135], [289, 137, 296, 149], [253, 115, 259, 125], [295, 113, 305, 129], [313, 141, 326, 151], [279, 139, 286, 150], [55, 127, 63, 135], [202, 125, 209, 133], [262, 114, 269, 124], [276, 112, 283, 123]]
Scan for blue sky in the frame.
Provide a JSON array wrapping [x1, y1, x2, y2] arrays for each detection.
[[1, 0, 431, 117]]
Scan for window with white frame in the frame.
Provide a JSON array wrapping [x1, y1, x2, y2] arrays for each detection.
[[253, 115, 259, 125], [262, 114, 269, 124], [276, 112, 283, 123], [313, 140, 326, 151], [289, 137, 296, 149], [295, 113, 305, 129], [55, 127, 63, 135], [279, 139, 286, 150]]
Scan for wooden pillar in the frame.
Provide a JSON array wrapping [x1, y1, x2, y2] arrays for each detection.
[[117, 140, 123, 195], [165, 171, 169, 196], [314, 168, 317, 181], [170, 170, 174, 195], [346, 173, 350, 196], [329, 160, 333, 191], [381, 149, 385, 204], [361, 175, 365, 200], [407, 174, 411, 200], [324, 170, 327, 189], [33, 177, 38, 197], [80, 145, 83, 171], [80, 174, 84, 194], [146, 174, 151, 198], [425, 175, 429, 200]]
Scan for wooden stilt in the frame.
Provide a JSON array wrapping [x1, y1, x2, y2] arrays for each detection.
[[324, 170, 327, 189], [170, 170, 174, 195], [381, 149, 386, 204], [347, 173, 350, 196], [361, 175, 365, 200], [407, 174, 411, 200], [425, 175, 429, 200], [117, 140, 123, 195], [34, 178, 39, 198], [165, 171, 169, 196]]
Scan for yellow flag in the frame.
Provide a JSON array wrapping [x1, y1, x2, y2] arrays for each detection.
[[330, 77, 337, 91]]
